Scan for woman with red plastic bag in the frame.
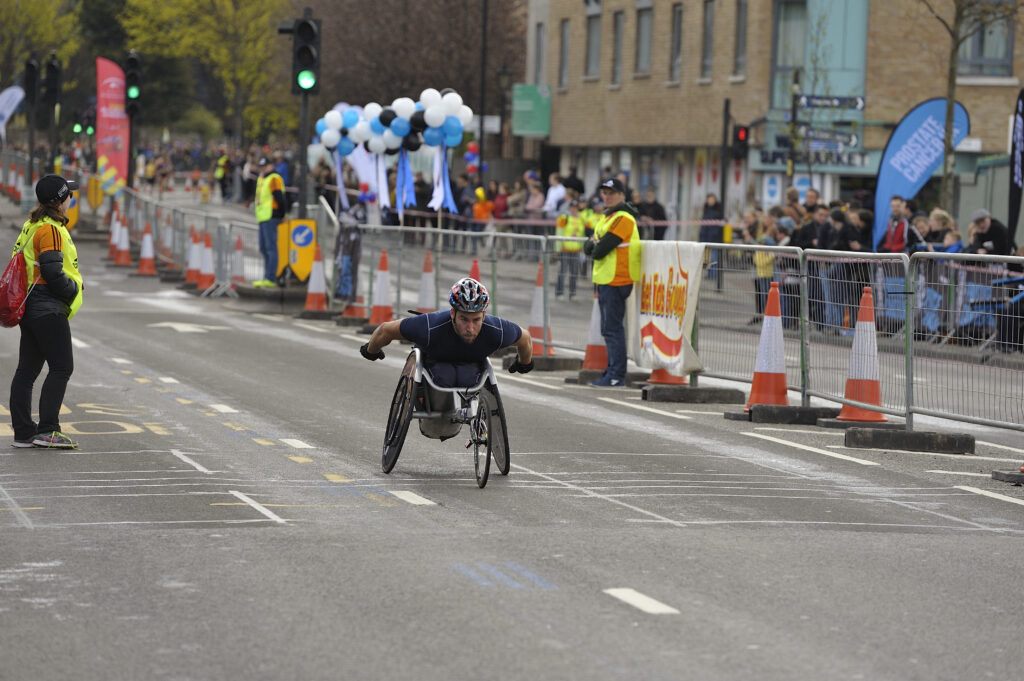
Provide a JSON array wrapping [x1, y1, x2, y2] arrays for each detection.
[[8, 174, 84, 449]]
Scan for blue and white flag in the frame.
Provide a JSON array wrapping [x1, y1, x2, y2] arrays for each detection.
[[0, 86, 25, 146], [873, 98, 970, 250], [427, 144, 457, 213]]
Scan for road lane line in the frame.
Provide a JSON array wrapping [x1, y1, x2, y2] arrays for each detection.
[[144, 423, 171, 435], [209, 404, 238, 413], [926, 470, 990, 477], [955, 486, 1024, 508], [293, 321, 331, 334], [452, 563, 493, 587], [158, 377, 179, 384], [170, 449, 212, 474], [281, 439, 313, 449], [977, 440, 1024, 455], [338, 333, 365, 343], [826, 446, 1021, 464], [503, 562, 557, 590], [111, 358, 132, 364], [0, 483, 33, 529], [175, 398, 193, 405], [133, 377, 151, 384], [288, 456, 313, 464], [228, 490, 287, 524], [597, 397, 691, 420], [323, 473, 350, 483], [743, 432, 879, 466], [603, 588, 679, 614], [502, 374, 563, 390], [476, 563, 524, 588], [252, 313, 283, 322], [71, 338, 90, 349], [389, 490, 436, 506], [755, 427, 843, 436], [252, 438, 275, 446]]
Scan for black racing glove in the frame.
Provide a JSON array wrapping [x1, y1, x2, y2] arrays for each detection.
[[360, 343, 385, 361], [582, 239, 595, 256], [507, 358, 534, 374]]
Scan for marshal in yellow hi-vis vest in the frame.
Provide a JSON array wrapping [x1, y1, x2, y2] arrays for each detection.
[[13, 216, 84, 319], [255, 172, 284, 223], [592, 210, 642, 285], [555, 214, 586, 252]]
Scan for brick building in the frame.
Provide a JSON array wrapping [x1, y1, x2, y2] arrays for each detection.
[[524, 0, 1024, 229]]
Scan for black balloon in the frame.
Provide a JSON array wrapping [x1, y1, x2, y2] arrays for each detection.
[[409, 110, 427, 132], [384, 146, 400, 156], [379, 108, 397, 126], [403, 134, 422, 151], [340, 127, 348, 136], [440, 88, 456, 96], [363, 141, 372, 153]]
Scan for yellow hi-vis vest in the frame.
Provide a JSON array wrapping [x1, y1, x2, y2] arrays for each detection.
[[214, 154, 228, 179], [13, 217, 84, 319], [255, 172, 283, 223], [555, 214, 586, 252], [592, 209, 642, 285]]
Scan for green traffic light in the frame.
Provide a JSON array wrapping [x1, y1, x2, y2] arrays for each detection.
[[127, 85, 140, 99], [86, 125, 94, 135], [73, 123, 82, 133], [297, 69, 316, 90]]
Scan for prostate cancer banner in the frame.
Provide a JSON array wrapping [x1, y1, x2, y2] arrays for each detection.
[[873, 98, 969, 250], [633, 241, 705, 376], [95, 57, 130, 197]]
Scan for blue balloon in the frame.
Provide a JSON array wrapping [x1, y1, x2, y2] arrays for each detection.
[[464, 151, 477, 163], [442, 116, 464, 137], [342, 109, 360, 129], [480, 162, 488, 173], [338, 137, 355, 156], [423, 126, 444, 147], [414, 101, 425, 110], [315, 118, 328, 135], [390, 117, 411, 137], [444, 132, 463, 148], [370, 116, 386, 135]]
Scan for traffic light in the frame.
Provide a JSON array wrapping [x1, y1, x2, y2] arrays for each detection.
[[125, 50, 142, 117], [291, 16, 321, 94], [85, 107, 95, 135], [731, 124, 750, 160], [73, 110, 83, 134], [43, 54, 61, 107], [23, 58, 39, 107]]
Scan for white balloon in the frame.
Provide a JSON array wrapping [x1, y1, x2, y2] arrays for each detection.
[[324, 110, 343, 130], [391, 97, 417, 119], [350, 120, 372, 143], [367, 136, 387, 154], [420, 88, 442, 109], [424, 105, 447, 128], [441, 92, 463, 116], [382, 129, 403, 149], [320, 129, 341, 148], [457, 104, 474, 126], [364, 102, 383, 120]]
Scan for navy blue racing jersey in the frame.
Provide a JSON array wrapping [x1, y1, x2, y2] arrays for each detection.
[[399, 310, 522, 364]]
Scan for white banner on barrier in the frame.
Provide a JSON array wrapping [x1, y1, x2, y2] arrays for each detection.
[[635, 241, 705, 376]]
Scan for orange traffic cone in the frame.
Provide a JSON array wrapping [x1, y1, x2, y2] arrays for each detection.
[[368, 250, 393, 325], [581, 291, 607, 370], [231, 236, 246, 287], [184, 227, 200, 285], [6, 162, 13, 197], [746, 282, 788, 411], [185, 176, 193, 193], [417, 251, 436, 313], [302, 244, 329, 312], [113, 214, 133, 266], [647, 368, 687, 385], [196, 232, 215, 291], [836, 286, 887, 422], [528, 261, 555, 356], [469, 258, 481, 282], [136, 224, 157, 276]]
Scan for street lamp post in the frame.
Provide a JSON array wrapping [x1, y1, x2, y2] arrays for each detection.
[[497, 64, 510, 159]]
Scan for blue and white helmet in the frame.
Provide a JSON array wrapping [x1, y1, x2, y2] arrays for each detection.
[[449, 277, 489, 312]]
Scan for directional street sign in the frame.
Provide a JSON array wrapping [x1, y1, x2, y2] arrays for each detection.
[[797, 125, 859, 147], [797, 95, 865, 111]]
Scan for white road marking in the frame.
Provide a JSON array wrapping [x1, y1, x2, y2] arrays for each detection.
[[252, 313, 284, 322], [754, 427, 843, 436], [111, 358, 132, 364], [293, 321, 331, 334], [603, 588, 679, 615], [228, 490, 287, 524], [926, 470, 990, 477], [389, 490, 437, 506], [0, 483, 33, 529], [977, 440, 1024, 455], [598, 397, 691, 419], [169, 449, 212, 474], [826, 446, 1021, 464], [338, 333, 365, 343], [955, 486, 1024, 507], [503, 374, 563, 390], [743, 432, 879, 466], [71, 338, 90, 349], [281, 439, 313, 449], [158, 377, 179, 384], [208, 404, 238, 413]]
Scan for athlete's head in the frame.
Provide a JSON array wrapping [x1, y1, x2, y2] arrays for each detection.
[[449, 277, 489, 343]]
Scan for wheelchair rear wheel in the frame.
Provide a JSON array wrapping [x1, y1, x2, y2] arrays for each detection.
[[382, 352, 417, 473], [485, 384, 510, 476], [471, 392, 493, 488]]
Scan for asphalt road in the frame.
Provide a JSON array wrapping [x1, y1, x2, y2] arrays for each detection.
[[1, 210, 1023, 681]]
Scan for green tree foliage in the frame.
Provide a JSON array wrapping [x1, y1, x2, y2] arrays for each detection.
[[0, 0, 81, 89], [122, 0, 293, 145]]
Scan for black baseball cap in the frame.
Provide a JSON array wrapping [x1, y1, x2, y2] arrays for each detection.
[[600, 178, 626, 194], [35, 175, 78, 204]]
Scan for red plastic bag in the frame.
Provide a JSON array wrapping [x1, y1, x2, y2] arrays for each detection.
[[0, 252, 30, 327]]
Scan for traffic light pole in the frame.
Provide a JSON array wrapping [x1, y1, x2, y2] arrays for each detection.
[[127, 115, 135, 188], [720, 98, 730, 216], [298, 92, 310, 219]]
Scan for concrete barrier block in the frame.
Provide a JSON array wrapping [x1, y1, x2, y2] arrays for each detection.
[[844, 427, 975, 454], [991, 470, 1024, 484], [818, 418, 904, 430], [723, 411, 751, 421], [750, 405, 840, 424], [643, 385, 746, 404], [503, 355, 581, 372]]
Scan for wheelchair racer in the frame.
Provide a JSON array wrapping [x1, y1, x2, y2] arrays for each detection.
[[360, 277, 534, 386]]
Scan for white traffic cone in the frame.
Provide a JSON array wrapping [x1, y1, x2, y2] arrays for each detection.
[[528, 262, 555, 356], [581, 291, 607, 370], [231, 235, 246, 287], [196, 232, 215, 291], [417, 251, 436, 313], [185, 227, 200, 285], [302, 244, 329, 313], [136, 224, 157, 276], [368, 250, 393, 326]]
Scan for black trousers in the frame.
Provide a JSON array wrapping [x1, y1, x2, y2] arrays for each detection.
[[10, 312, 74, 440]]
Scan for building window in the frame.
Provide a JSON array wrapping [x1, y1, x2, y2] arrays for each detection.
[[772, 0, 806, 108], [635, 6, 653, 74], [701, 0, 715, 79], [611, 11, 624, 84], [733, 0, 748, 76], [959, 17, 1014, 77], [669, 3, 683, 82], [586, 14, 602, 78], [534, 21, 546, 84], [558, 19, 569, 88]]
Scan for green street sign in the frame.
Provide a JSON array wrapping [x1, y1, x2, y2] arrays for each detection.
[[511, 84, 551, 138]]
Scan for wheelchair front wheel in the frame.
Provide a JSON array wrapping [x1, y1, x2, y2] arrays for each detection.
[[382, 352, 417, 473], [471, 393, 493, 488], [485, 384, 510, 476]]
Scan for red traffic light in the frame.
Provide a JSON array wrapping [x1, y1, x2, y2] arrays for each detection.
[[737, 126, 748, 141]]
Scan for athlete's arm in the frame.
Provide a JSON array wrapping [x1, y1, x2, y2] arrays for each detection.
[[361, 319, 406, 360], [507, 325, 534, 373]]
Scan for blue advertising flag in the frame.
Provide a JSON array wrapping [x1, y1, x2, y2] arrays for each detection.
[[1008, 89, 1024, 245], [873, 98, 970, 250]]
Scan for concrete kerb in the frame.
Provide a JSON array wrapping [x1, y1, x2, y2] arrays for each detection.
[[991, 470, 1024, 484], [722, 405, 840, 423], [643, 384, 746, 404], [817, 418, 904, 430], [844, 427, 975, 454]]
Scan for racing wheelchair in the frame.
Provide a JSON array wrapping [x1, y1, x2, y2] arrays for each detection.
[[382, 348, 510, 488]]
